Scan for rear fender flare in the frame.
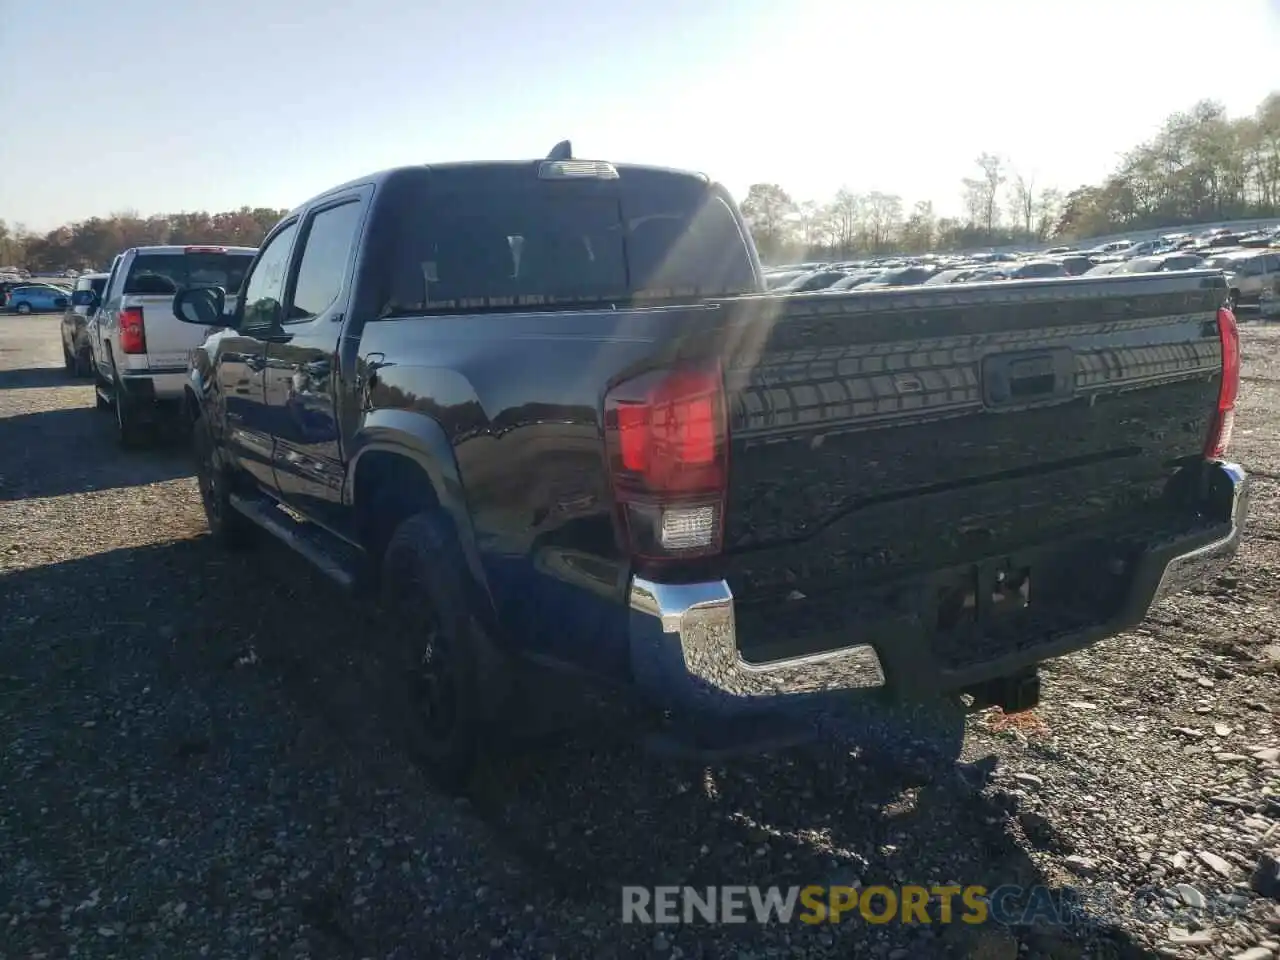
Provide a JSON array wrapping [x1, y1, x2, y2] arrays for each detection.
[[346, 409, 493, 616]]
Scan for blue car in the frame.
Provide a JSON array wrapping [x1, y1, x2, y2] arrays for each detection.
[[7, 284, 70, 314]]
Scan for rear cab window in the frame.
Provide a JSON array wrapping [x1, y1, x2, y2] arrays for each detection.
[[385, 165, 759, 313], [123, 249, 256, 296]]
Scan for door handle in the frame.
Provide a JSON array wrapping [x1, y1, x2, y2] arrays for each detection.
[[359, 353, 392, 385], [357, 353, 392, 404]]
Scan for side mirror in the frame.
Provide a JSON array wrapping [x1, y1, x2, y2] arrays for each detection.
[[173, 286, 230, 327], [71, 289, 97, 308]]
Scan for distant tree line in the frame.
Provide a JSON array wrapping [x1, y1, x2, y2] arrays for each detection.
[[3, 91, 1277, 271], [0, 207, 289, 273], [741, 91, 1280, 262]]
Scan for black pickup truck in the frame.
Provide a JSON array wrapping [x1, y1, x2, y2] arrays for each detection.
[[172, 145, 1250, 785]]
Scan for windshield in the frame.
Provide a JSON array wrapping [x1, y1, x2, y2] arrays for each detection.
[[388, 184, 757, 311], [123, 252, 255, 296]]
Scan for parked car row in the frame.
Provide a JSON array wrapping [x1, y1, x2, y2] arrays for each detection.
[[766, 225, 1280, 308], [2, 279, 72, 312]]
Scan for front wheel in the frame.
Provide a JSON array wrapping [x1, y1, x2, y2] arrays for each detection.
[[193, 412, 255, 549]]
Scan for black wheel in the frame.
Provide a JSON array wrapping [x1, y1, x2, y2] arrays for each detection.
[[114, 388, 150, 448], [376, 512, 511, 791], [75, 349, 92, 378], [193, 412, 255, 549], [14, 302, 31, 315], [62, 343, 76, 375]]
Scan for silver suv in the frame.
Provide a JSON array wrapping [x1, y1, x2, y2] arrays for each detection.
[[1204, 249, 1280, 309]]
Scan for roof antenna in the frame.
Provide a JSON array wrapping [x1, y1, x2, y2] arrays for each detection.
[[546, 140, 573, 161]]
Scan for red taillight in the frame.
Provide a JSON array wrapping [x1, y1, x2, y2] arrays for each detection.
[[604, 362, 728, 560], [1205, 305, 1239, 459], [119, 306, 146, 355]]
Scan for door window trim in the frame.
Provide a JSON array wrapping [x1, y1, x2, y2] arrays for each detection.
[[236, 217, 299, 334], [280, 195, 365, 326]]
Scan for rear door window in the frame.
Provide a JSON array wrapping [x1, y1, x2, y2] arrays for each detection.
[[287, 200, 363, 322], [123, 252, 255, 296]]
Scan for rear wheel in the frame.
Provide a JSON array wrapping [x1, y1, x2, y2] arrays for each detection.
[[114, 388, 149, 449], [14, 302, 31, 315], [375, 512, 512, 791], [62, 344, 76, 375], [74, 347, 92, 378]]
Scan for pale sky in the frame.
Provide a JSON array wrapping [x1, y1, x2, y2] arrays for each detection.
[[1, 0, 1278, 232]]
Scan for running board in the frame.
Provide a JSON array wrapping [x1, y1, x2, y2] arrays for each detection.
[[228, 493, 362, 589]]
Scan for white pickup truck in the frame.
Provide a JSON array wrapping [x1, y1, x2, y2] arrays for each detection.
[[88, 244, 256, 447]]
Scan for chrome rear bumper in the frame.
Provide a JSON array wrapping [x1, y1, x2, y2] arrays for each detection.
[[627, 461, 1250, 716]]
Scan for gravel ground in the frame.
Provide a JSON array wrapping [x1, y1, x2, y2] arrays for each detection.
[[1, 313, 1279, 960]]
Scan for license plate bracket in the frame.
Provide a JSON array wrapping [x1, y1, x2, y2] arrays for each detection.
[[934, 560, 1030, 633], [982, 348, 1075, 408]]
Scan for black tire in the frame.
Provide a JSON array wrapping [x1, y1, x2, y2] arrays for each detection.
[[114, 387, 149, 449], [74, 347, 92, 378], [193, 411, 255, 549], [14, 302, 31, 315], [375, 512, 511, 791], [62, 343, 76, 375]]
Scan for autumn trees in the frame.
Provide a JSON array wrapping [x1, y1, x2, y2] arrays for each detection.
[[3, 92, 1278, 271], [738, 92, 1278, 262], [1055, 96, 1280, 238], [1, 206, 289, 273]]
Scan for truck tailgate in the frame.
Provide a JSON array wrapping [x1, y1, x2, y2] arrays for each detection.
[[713, 272, 1229, 665], [125, 294, 237, 369]]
